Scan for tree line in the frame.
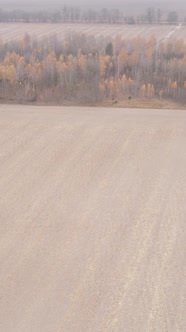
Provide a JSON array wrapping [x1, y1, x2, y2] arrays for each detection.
[[0, 33, 186, 104], [0, 7, 185, 25]]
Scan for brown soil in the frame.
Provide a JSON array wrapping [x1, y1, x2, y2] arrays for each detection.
[[0, 105, 185, 332]]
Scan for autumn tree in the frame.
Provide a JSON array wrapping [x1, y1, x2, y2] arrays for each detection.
[[105, 43, 113, 56], [0, 33, 185, 104]]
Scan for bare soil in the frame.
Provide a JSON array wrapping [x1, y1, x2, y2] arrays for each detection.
[[0, 105, 185, 332], [100, 97, 186, 110]]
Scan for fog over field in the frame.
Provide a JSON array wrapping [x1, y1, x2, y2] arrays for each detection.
[[1, 0, 186, 19], [1, 0, 186, 10]]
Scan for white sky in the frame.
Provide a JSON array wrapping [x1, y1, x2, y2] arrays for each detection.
[[0, 0, 182, 4], [0, 0, 185, 10]]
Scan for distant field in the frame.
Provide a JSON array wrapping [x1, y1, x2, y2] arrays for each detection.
[[0, 105, 185, 331], [0, 23, 186, 41]]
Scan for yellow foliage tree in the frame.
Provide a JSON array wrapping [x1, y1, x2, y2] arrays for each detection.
[[140, 84, 146, 97], [171, 81, 177, 89]]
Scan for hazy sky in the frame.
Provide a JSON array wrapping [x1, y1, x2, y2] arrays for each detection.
[[0, 0, 182, 5], [1, 0, 185, 10]]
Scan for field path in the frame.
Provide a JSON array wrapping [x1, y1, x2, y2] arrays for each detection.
[[0, 105, 185, 332], [156, 23, 182, 48]]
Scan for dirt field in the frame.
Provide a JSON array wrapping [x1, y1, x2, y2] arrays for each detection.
[[0, 105, 185, 332], [0, 23, 186, 41]]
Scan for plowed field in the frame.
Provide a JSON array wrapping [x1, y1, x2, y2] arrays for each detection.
[[0, 105, 185, 332], [0, 23, 186, 41]]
